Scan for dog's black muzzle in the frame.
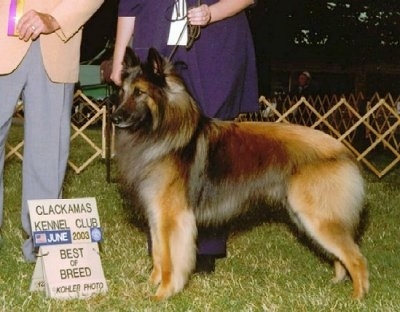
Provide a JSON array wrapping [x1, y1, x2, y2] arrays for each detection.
[[110, 109, 131, 128]]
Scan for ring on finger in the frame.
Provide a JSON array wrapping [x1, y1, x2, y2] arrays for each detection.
[[31, 25, 36, 31]]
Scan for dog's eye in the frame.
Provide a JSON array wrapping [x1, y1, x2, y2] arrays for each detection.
[[133, 88, 145, 97]]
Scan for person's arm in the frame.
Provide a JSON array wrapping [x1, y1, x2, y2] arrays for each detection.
[[16, 0, 103, 42], [188, 0, 255, 26], [110, 16, 136, 86]]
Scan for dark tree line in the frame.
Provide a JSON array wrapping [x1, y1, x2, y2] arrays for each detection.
[[247, 1, 400, 95], [248, 0, 400, 65]]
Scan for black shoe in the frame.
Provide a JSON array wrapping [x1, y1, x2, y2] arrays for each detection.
[[195, 255, 216, 273]]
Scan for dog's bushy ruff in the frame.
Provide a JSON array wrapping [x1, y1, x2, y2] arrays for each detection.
[[111, 48, 369, 300]]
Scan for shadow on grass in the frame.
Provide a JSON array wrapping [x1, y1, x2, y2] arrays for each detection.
[[228, 200, 371, 268]]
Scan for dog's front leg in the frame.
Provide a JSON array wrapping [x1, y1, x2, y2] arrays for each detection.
[[169, 209, 197, 293], [152, 209, 197, 301], [149, 225, 162, 286], [148, 217, 173, 300]]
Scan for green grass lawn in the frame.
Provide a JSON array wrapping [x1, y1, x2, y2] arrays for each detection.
[[0, 153, 399, 311]]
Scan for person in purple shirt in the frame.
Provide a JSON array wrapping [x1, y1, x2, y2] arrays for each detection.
[[110, 0, 259, 272]]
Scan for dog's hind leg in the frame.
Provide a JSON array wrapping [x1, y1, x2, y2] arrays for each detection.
[[309, 223, 368, 299], [287, 164, 369, 299], [290, 211, 369, 299]]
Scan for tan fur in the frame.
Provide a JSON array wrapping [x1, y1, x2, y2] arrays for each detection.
[[112, 48, 369, 300]]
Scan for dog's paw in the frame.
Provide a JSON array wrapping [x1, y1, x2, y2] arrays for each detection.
[[332, 260, 348, 283], [152, 283, 175, 301], [331, 275, 349, 284], [352, 268, 369, 300], [352, 284, 369, 300], [149, 268, 161, 286]]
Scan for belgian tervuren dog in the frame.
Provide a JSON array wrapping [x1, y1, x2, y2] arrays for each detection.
[[111, 48, 369, 300]]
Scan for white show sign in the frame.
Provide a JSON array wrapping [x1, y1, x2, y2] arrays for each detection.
[[28, 197, 107, 299]]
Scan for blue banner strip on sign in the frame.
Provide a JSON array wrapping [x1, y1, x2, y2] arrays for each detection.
[[33, 230, 72, 246]]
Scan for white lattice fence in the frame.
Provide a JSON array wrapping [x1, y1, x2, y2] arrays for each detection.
[[7, 92, 400, 177]]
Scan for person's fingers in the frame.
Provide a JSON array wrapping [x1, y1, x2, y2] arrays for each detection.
[[188, 5, 211, 26], [16, 10, 50, 41]]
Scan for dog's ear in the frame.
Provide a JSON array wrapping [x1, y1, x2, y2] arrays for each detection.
[[146, 47, 167, 84], [121, 47, 141, 82], [123, 47, 140, 69]]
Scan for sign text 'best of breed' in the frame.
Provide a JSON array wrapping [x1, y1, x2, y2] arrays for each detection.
[[29, 197, 108, 299]]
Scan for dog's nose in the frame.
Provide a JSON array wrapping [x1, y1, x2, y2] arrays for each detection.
[[110, 112, 122, 125]]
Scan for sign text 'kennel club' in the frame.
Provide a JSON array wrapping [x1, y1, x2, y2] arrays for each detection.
[[29, 197, 108, 299]]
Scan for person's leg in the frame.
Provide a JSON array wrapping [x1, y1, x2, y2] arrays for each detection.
[[196, 226, 228, 272], [0, 61, 27, 233], [20, 40, 73, 262]]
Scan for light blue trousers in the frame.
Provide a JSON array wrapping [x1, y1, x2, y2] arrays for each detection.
[[0, 40, 73, 262]]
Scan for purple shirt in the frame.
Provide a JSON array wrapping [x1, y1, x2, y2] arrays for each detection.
[[118, 0, 259, 120]]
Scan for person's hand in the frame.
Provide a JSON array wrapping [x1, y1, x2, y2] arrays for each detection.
[[16, 10, 60, 42], [110, 62, 124, 87], [187, 4, 212, 26]]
